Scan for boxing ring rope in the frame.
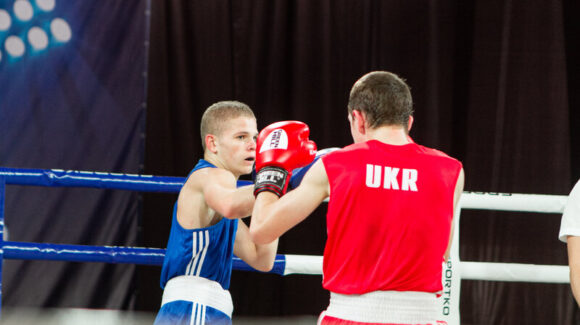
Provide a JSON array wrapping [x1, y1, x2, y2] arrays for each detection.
[[0, 167, 570, 322]]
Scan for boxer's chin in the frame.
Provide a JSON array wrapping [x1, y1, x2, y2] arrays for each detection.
[[240, 165, 253, 176]]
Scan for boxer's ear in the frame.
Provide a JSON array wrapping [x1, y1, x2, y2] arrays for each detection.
[[206, 134, 218, 154], [352, 110, 367, 135], [407, 116, 414, 133]]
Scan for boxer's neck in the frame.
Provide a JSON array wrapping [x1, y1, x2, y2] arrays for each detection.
[[366, 126, 411, 146]]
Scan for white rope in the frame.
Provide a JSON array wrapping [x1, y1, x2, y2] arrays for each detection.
[[460, 192, 568, 213], [283, 254, 323, 276], [283, 257, 570, 283], [460, 262, 569, 283], [324, 192, 568, 213]]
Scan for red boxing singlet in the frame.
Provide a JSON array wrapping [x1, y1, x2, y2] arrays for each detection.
[[321, 140, 462, 294]]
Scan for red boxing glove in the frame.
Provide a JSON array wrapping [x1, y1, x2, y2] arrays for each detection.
[[254, 121, 317, 197]]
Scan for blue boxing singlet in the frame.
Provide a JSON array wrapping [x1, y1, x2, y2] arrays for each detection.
[[159, 159, 238, 290], [155, 159, 238, 325]]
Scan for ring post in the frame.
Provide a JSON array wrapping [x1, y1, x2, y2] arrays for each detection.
[[438, 204, 462, 325], [0, 176, 6, 318]]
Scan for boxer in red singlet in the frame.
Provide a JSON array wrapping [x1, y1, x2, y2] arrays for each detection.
[[250, 71, 465, 325]]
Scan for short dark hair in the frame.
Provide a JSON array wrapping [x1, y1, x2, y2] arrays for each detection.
[[348, 71, 413, 129]]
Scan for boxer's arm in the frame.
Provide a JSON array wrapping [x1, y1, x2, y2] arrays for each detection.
[[250, 159, 329, 245], [202, 168, 255, 219], [444, 168, 465, 261], [288, 147, 340, 190], [234, 220, 278, 272], [568, 236, 580, 306]]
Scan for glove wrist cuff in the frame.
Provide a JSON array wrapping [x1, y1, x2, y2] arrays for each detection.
[[253, 166, 290, 197]]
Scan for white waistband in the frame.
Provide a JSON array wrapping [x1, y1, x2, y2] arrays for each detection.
[[161, 276, 233, 317], [324, 291, 438, 324]]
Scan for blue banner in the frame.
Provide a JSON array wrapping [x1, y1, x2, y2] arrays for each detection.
[[0, 0, 150, 309]]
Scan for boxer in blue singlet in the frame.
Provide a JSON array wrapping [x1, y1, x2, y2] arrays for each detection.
[[154, 101, 278, 325]]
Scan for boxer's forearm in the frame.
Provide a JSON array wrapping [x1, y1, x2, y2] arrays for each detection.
[[568, 236, 580, 306], [250, 192, 280, 244]]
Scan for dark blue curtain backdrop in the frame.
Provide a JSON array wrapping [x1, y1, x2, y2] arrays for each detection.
[[0, 0, 149, 308]]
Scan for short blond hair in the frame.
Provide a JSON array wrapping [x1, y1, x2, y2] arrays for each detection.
[[200, 101, 255, 150]]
